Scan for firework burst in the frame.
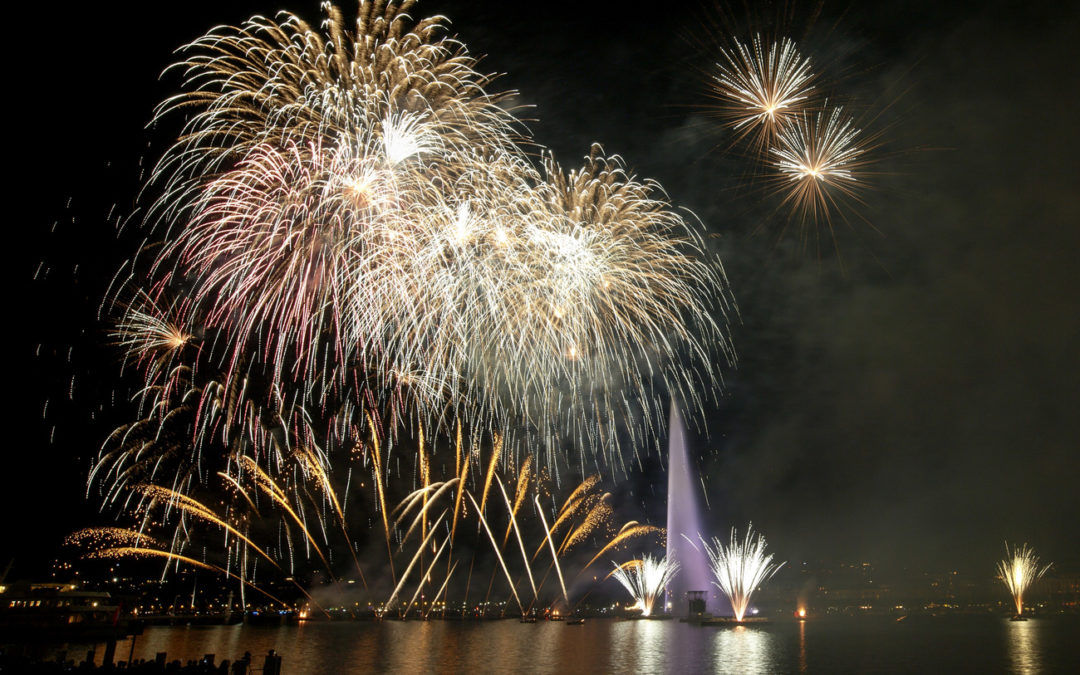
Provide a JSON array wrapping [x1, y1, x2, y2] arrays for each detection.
[[703, 524, 784, 621], [997, 542, 1051, 617], [711, 36, 815, 151], [105, 0, 734, 479], [771, 105, 867, 226], [139, 0, 532, 407]]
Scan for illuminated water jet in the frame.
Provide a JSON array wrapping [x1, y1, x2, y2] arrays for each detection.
[[665, 404, 712, 615]]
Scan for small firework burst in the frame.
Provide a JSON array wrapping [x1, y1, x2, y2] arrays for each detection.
[[771, 106, 867, 226], [712, 36, 815, 151]]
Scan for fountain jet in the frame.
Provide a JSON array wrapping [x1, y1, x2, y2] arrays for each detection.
[[665, 403, 713, 615]]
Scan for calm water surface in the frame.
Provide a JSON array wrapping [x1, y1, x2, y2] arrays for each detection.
[[82, 615, 1080, 673]]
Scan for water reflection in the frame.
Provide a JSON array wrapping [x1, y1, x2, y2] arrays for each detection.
[[712, 625, 776, 674], [609, 619, 672, 672], [1006, 619, 1041, 674], [61, 615, 1069, 674], [798, 619, 807, 673]]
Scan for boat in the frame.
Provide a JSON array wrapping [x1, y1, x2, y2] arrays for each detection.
[[566, 618, 585, 625], [0, 581, 141, 642]]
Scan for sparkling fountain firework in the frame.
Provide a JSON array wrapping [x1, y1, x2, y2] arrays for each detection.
[[703, 525, 784, 621], [611, 554, 680, 617], [996, 542, 1052, 618]]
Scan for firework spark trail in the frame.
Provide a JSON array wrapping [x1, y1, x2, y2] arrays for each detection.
[[712, 36, 815, 150], [418, 423, 430, 551], [478, 434, 502, 518], [66, 527, 164, 550], [559, 495, 614, 557], [534, 495, 569, 608], [581, 522, 664, 574], [113, 290, 193, 382], [502, 456, 532, 546], [467, 491, 524, 616], [366, 413, 395, 583], [395, 480, 459, 545], [380, 511, 447, 618], [450, 422, 470, 544], [497, 477, 537, 601], [997, 542, 1052, 617], [89, 547, 287, 607], [239, 455, 335, 578], [132, 484, 280, 570], [535, 475, 600, 559], [703, 524, 785, 621], [403, 533, 452, 617], [295, 447, 367, 587], [217, 471, 260, 513], [610, 554, 680, 616], [425, 561, 458, 619]]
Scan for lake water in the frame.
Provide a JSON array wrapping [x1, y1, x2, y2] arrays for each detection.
[[67, 615, 1080, 673]]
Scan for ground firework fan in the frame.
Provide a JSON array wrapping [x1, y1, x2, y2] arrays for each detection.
[[996, 542, 1051, 617], [611, 554, 680, 616], [703, 524, 784, 621]]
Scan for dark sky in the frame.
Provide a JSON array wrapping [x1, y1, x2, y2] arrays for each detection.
[[11, 0, 1079, 579]]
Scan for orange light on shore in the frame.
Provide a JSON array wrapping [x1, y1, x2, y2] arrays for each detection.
[[797, 608, 807, 619]]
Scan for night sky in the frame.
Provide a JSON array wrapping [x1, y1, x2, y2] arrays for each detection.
[[10, 0, 1079, 580]]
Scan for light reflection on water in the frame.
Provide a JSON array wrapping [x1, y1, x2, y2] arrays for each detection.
[[609, 618, 673, 672], [1006, 618, 1041, 675], [711, 624, 778, 674], [798, 619, 808, 673], [75, 615, 1076, 674]]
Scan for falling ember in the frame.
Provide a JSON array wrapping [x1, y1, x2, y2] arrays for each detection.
[[996, 542, 1051, 617], [703, 524, 784, 622]]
